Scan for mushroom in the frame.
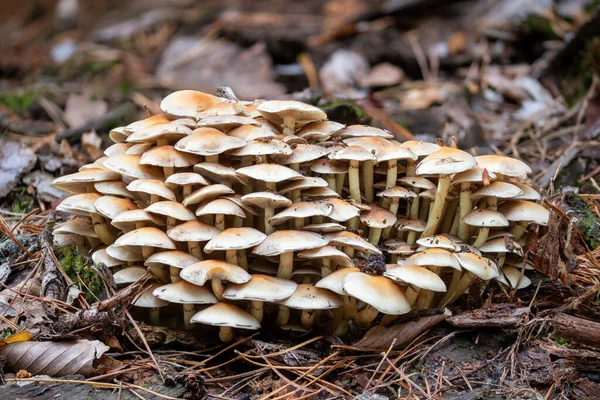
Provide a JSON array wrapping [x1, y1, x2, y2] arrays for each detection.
[[257, 100, 326, 135], [175, 127, 246, 164], [475, 155, 532, 180], [309, 159, 349, 194], [166, 220, 220, 261], [139, 145, 199, 178], [384, 264, 446, 307], [51, 169, 121, 195], [298, 245, 354, 277], [374, 144, 417, 208], [165, 172, 209, 202], [126, 179, 176, 204], [144, 202, 197, 257], [479, 236, 523, 269], [126, 122, 192, 147], [269, 201, 333, 229], [191, 302, 261, 342], [133, 283, 169, 325], [439, 253, 499, 306], [180, 260, 251, 301], [359, 203, 397, 245], [496, 265, 531, 290], [54, 218, 101, 249], [296, 120, 345, 142], [103, 154, 163, 181], [325, 230, 381, 258], [315, 267, 360, 334], [397, 176, 436, 243], [196, 115, 260, 131], [160, 90, 223, 120], [114, 266, 154, 286], [328, 146, 376, 203], [204, 227, 267, 270], [377, 186, 417, 238], [498, 200, 550, 240], [111, 209, 165, 232], [153, 280, 218, 329], [195, 198, 246, 231], [451, 167, 495, 241], [395, 218, 426, 245], [277, 284, 343, 329], [399, 141, 441, 176], [230, 138, 292, 166], [463, 209, 509, 248], [241, 192, 292, 233]]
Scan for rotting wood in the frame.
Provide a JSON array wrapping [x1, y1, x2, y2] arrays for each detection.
[[447, 304, 530, 328], [553, 313, 600, 348]]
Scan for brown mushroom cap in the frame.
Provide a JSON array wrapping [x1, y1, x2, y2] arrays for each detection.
[[183, 184, 235, 207], [277, 177, 329, 195], [145, 201, 196, 222], [399, 140, 441, 157], [92, 248, 122, 267], [454, 252, 498, 280], [463, 209, 509, 227], [196, 198, 246, 218], [230, 138, 292, 157], [298, 245, 354, 267], [111, 209, 165, 231], [194, 162, 246, 185], [328, 145, 376, 162], [94, 196, 138, 220], [452, 167, 497, 184], [314, 267, 360, 295], [496, 266, 531, 289], [57, 193, 102, 216], [334, 125, 394, 139], [397, 176, 436, 190], [196, 115, 259, 130], [106, 244, 144, 262], [321, 198, 361, 222], [114, 227, 177, 249], [241, 192, 292, 209], [165, 172, 210, 189], [54, 218, 98, 238], [253, 230, 329, 256], [377, 186, 418, 199], [343, 272, 410, 315], [145, 250, 200, 269], [104, 154, 163, 180], [415, 235, 458, 251], [471, 181, 523, 200], [52, 169, 121, 194], [126, 123, 192, 143], [403, 248, 461, 270], [160, 90, 223, 119], [297, 121, 344, 141], [134, 283, 169, 308], [301, 222, 346, 233], [94, 181, 135, 199], [257, 100, 326, 129], [167, 220, 221, 242], [360, 204, 397, 229], [395, 218, 426, 233], [125, 114, 175, 133], [309, 159, 349, 175], [175, 127, 246, 156], [139, 145, 199, 168], [228, 125, 278, 141]]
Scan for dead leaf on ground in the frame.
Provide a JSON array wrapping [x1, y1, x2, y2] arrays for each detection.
[[0, 331, 34, 352], [63, 94, 108, 129], [2, 339, 110, 377], [0, 140, 38, 198]]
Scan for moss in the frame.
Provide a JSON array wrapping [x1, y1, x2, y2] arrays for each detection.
[[58, 247, 105, 302], [0, 89, 39, 114], [565, 193, 600, 249], [553, 336, 567, 345], [319, 100, 371, 125]]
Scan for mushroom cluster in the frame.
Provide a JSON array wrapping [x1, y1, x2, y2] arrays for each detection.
[[52, 90, 549, 341]]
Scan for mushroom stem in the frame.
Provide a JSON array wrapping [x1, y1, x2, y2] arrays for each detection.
[[282, 116, 295, 135], [380, 314, 398, 326], [363, 161, 375, 202], [188, 242, 204, 260], [182, 184, 193, 199], [91, 214, 117, 245], [211, 279, 224, 300], [205, 155, 219, 163], [332, 308, 343, 330], [421, 174, 450, 238], [336, 174, 345, 195], [343, 295, 357, 318], [383, 160, 398, 208], [419, 266, 440, 309], [149, 307, 160, 325], [215, 214, 225, 231], [301, 310, 315, 329], [142, 246, 154, 260], [166, 216, 177, 230], [457, 182, 472, 242], [356, 304, 379, 327], [368, 228, 382, 246], [276, 252, 294, 325], [150, 194, 159, 204], [439, 271, 475, 306], [406, 160, 417, 177], [264, 182, 277, 234], [170, 267, 181, 283], [471, 227, 490, 248], [405, 194, 420, 244], [225, 249, 238, 266], [321, 258, 332, 277], [163, 166, 175, 178], [250, 300, 264, 322], [440, 199, 459, 233], [449, 210, 460, 235], [406, 286, 419, 305], [148, 266, 169, 283], [183, 303, 195, 330], [219, 326, 234, 342], [294, 217, 305, 229], [237, 250, 248, 270], [276, 305, 290, 325], [511, 221, 529, 240], [382, 199, 400, 239], [290, 162, 301, 203], [348, 160, 361, 202], [327, 174, 336, 192]]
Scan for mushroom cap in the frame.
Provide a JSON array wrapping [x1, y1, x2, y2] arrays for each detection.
[[471, 181, 523, 200], [175, 127, 246, 156], [376, 144, 418, 162], [302, 186, 341, 199], [106, 244, 144, 262], [181, 260, 251, 285], [167, 220, 221, 242], [404, 248, 461, 270], [52, 169, 121, 193], [334, 125, 393, 139], [126, 143, 154, 155], [108, 126, 129, 143], [419, 188, 437, 200], [111, 209, 165, 231], [395, 218, 426, 232], [399, 140, 441, 157], [126, 122, 192, 143], [94, 181, 135, 199], [301, 222, 346, 233], [343, 272, 410, 315], [253, 230, 329, 256], [475, 155, 532, 178], [321, 198, 361, 222], [104, 154, 163, 180], [314, 267, 360, 295], [384, 265, 447, 292], [145, 201, 196, 222], [54, 233, 84, 247], [228, 125, 278, 141], [248, 262, 279, 276], [153, 280, 218, 304], [57, 193, 102, 216], [498, 200, 549, 225], [397, 176, 436, 190], [452, 167, 497, 184], [384, 240, 416, 256], [145, 250, 199, 269], [196, 198, 246, 218], [278, 177, 329, 195], [191, 302, 260, 330], [328, 145, 376, 162], [277, 284, 342, 310], [343, 136, 393, 154], [241, 192, 292, 209], [325, 231, 382, 254], [510, 182, 541, 201], [205, 228, 267, 252], [194, 162, 246, 185], [416, 235, 458, 251], [297, 121, 344, 141], [463, 209, 509, 227], [197, 100, 245, 117], [271, 143, 329, 164], [196, 115, 259, 130], [257, 100, 326, 127], [139, 145, 199, 168], [94, 196, 138, 220], [114, 266, 150, 285], [416, 147, 477, 176], [454, 243, 482, 256], [160, 90, 223, 119], [309, 159, 349, 174], [134, 283, 169, 308], [236, 164, 303, 183], [92, 248, 122, 267], [183, 184, 235, 207], [298, 245, 354, 267], [360, 204, 397, 229], [165, 172, 209, 188], [496, 266, 531, 289], [454, 253, 498, 280], [127, 179, 176, 201], [479, 237, 523, 256], [378, 186, 417, 199], [114, 227, 177, 249], [125, 113, 175, 132], [223, 274, 298, 302], [54, 218, 98, 238], [269, 201, 333, 226], [230, 138, 292, 157]]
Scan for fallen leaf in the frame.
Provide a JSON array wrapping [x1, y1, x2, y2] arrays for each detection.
[[353, 309, 451, 349], [0, 331, 34, 352], [63, 94, 108, 129], [319, 49, 369, 97], [2, 339, 109, 377], [81, 130, 103, 160], [0, 140, 37, 198], [360, 63, 404, 88]]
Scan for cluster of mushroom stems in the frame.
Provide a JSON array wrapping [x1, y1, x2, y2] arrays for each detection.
[[51, 90, 549, 342]]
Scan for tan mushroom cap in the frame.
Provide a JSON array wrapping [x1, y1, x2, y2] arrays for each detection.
[[454, 253, 498, 280], [175, 127, 246, 156], [403, 248, 461, 270], [160, 90, 223, 119], [111, 209, 165, 231], [139, 145, 200, 168], [145, 201, 196, 222], [399, 140, 441, 157], [321, 198, 361, 222], [230, 138, 292, 157], [419, 188, 437, 200], [397, 176, 436, 190], [191, 302, 261, 330], [114, 227, 177, 249], [314, 267, 360, 295], [278, 177, 329, 195], [272, 143, 330, 165], [454, 243, 482, 256], [384, 265, 447, 292], [167, 220, 221, 242], [125, 114, 175, 133], [205, 228, 267, 253], [108, 126, 129, 143], [223, 195, 259, 216], [52, 169, 121, 193], [378, 186, 418, 199], [253, 230, 329, 256], [269, 201, 333, 226], [183, 184, 235, 207], [104, 154, 163, 180], [395, 218, 426, 232], [94, 181, 135, 199], [197, 100, 245, 117], [343, 272, 410, 315], [328, 145, 376, 162], [194, 162, 247, 185], [510, 182, 541, 201], [297, 121, 344, 141], [165, 172, 210, 189], [127, 179, 176, 201], [497, 266, 531, 289], [126, 123, 192, 143], [54, 233, 83, 247], [334, 125, 394, 139], [126, 143, 153, 155], [298, 245, 354, 267], [416, 147, 477, 176], [196, 198, 246, 218], [384, 240, 416, 256], [471, 181, 523, 200], [376, 143, 418, 162], [452, 167, 497, 184], [54, 218, 98, 239], [79, 157, 111, 172], [475, 155, 532, 177], [228, 125, 278, 140], [343, 136, 392, 155], [134, 283, 169, 308], [302, 186, 341, 199], [114, 266, 150, 285], [94, 196, 137, 220], [479, 237, 523, 256], [144, 250, 199, 269], [301, 222, 346, 233], [463, 209, 509, 227], [360, 204, 397, 229], [223, 274, 298, 302], [92, 248, 122, 267], [309, 159, 349, 174], [257, 100, 326, 127], [248, 262, 279, 275], [416, 235, 458, 251], [325, 231, 382, 254], [241, 192, 292, 209], [498, 200, 549, 225], [153, 280, 218, 304], [196, 115, 259, 130], [278, 284, 342, 310], [106, 244, 144, 262], [57, 193, 102, 216], [236, 163, 303, 183], [180, 260, 251, 286]]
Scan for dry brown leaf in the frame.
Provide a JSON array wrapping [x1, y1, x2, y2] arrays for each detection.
[[2, 339, 109, 377], [353, 309, 451, 350]]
